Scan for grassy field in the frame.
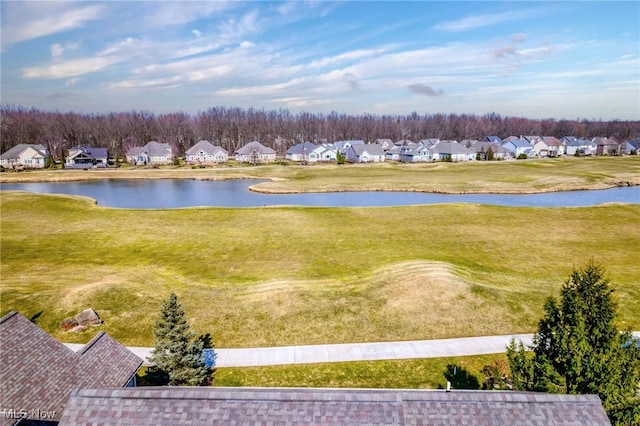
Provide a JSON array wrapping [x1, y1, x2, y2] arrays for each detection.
[[1, 158, 639, 350]]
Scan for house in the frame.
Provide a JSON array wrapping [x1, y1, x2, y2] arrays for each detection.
[[533, 137, 563, 158], [620, 138, 640, 155], [564, 138, 596, 156], [346, 143, 386, 163], [0, 311, 142, 425], [314, 145, 338, 162], [235, 141, 276, 164], [502, 138, 534, 158], [185, 140, 228, 164], [470, 141, 510, 160], [386, 146, 401, 161], [374, 139, 395, 150], [460, 139, 479, 148], [523, 135, 542, 146], [0, 144, 49, 169], [431, 141, 474, 162], [333, 140, 364, 154], [593, 137, 620, 155], [65, 146, 108, 169], [483, 135, 503, 144], [127, 141, 174, 165], [398, 144, 433, 163], [285, 142, 319, 162], [58, 387, 611, 426]]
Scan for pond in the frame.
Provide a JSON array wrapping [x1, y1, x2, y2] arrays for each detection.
[[1, 179, 638, 209]]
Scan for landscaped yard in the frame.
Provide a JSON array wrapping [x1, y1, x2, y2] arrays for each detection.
[[1, 157, 639, 351]]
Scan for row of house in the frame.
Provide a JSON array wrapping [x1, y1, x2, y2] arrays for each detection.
[[2, 136, 639, 169]]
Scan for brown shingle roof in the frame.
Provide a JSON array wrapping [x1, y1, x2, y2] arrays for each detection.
[[59, 387, 611, 426], [0, 311, 142, 424]]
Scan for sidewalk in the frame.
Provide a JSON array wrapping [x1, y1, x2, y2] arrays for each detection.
[[65, 332, 639, 368]]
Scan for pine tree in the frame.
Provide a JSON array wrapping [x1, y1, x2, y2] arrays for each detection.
[[507, 261, 640, 425], [148, 293, 212, 386]]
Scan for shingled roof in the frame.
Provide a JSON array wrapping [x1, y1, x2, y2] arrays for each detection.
[[59, 387, 610, 426], [0, 311, 143, 425]]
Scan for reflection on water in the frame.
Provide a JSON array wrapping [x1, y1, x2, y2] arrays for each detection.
[[1, 179, 638, 209]]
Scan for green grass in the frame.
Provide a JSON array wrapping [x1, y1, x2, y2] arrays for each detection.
[[215, 353, 505, 389], [2, 185, 639, 348]]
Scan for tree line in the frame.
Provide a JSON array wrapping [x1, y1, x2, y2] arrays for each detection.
[[2, 104, 639, 161]]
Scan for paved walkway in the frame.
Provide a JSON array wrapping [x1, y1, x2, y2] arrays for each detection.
[[65, 332, 639, 368]]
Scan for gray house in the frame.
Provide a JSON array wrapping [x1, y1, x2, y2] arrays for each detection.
[[235, 141, 276, 164], [0, 311, 142, 425], [346, 143, 386, 163], [65, 146, 108, 169], [185, 140, 228, 164], [127, 141, 174, 165]]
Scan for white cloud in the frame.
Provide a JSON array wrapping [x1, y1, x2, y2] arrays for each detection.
[[192, 29, 202, 38], [1, 3, 105, 50], [433, 9, 535, 32], [23, 57, 120, 79]]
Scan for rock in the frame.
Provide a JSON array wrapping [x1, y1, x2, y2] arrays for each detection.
[[60, 317, 79, 331], [75, 308, 102, 326]]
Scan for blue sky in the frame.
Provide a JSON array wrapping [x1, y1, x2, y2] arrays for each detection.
[[1, 1, 638, 120]]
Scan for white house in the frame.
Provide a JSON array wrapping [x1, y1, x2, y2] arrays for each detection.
[[346, 144, 386, 163], [127, 141, 174, 165], [285, 142, 318, 162], [185, 140, 228, 164], [502, 138, 534, 158], [0, 144, 49, 169], [235, 141, 276, 164], [430, 141, 474, 162]]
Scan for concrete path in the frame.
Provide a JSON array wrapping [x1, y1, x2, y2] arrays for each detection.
[[65, 332, 639, 368]]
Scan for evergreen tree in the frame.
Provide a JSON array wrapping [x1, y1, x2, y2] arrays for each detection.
[[148, 293, 213, 386], [507, 261, 640, 425]]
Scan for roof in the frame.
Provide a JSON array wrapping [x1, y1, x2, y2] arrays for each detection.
[[0, 311, 143, 424], [350, 143, 385, 156], [145, 141, 173, 156], [59, 387, 611, 426], [0, 143, 48, 159], [235, 141, 276, 155], [541, 137, 563, 146], [432, 141, 473, 155], [185, 140, 227, 156], [71, 146, 108, 158], [286, 141, 318, 155]]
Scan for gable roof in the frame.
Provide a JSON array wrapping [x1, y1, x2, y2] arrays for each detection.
[[59, 387, 610, 426], [235, 141, 276, 155], [145, 141, 173, 156], [1, 144, 48, 159], [286, 141, 318, 155], [0, 311, 142, 425], [185, 140, 226, 156], [69, 146, 108, 159], [350, 143, 385, 156]]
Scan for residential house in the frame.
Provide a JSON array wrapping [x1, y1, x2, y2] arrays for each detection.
[[386, 146, 401, 161], [523, 135, 542, 146], [564, 138, 596, 156], [285, 142, 319, 162], [0, 311, 142, 425], [420, 138, 440, 148], [483, 135, 503, 144], [502, 136, 521, 144], [533, 137, 563, 157], [346, 143, 386, 163], [0, 144, 49, 169], [502, 138, 534, 158], [334, 140, 364, 154], [593, 137, 620, 155], [398, 144, 433, 163], [235, 141, 276, 164], [59, 387, 610, 426], [470, 141, 510, 160], [620, 138, 640, 155], [65, 146, 108, 169], [127, 141, 174, 165], [185, 140, 228, 164], [373, 139, 395, 150], [431, 141, 474, 162], [460, 139, 479, 149], [314, 145, 338, 162], [394, 139, 415, 147]]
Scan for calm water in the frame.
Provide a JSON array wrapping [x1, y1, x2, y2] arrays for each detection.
[[1, 179, 638, 209]]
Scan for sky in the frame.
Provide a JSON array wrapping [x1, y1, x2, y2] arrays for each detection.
[[1, 1, 639, 120]]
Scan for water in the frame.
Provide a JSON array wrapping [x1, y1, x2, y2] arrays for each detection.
[[1, 179, 638, 209]]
